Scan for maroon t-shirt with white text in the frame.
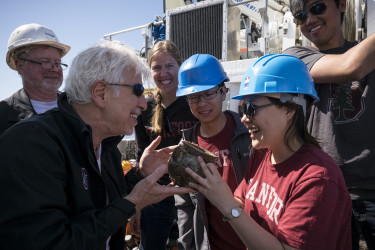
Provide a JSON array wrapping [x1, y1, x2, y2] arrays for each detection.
[[197, 113, 246, 250], [234, 144, 351, 250]]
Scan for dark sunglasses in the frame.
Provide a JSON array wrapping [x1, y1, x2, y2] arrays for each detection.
[[108, 83, 144, 97], [239, 102, 274, 120], [295, 2, 327, 25]]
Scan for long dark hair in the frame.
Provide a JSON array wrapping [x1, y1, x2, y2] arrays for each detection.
[[267, 96, 320, 152]]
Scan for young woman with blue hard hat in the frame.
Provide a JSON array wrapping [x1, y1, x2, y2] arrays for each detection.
[[174, 54, 251, 250], [185, 54, 352, 249]]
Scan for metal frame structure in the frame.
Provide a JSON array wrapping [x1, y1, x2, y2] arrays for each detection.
[[166, 0, 229, 60]]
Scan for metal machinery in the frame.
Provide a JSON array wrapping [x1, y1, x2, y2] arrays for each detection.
[[105, 0, 373, 158], [163, 0, 291, 111], [104, 0, 373, 113], [164, 0, 373, 111]]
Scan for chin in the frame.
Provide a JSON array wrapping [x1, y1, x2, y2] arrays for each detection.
[[42, 82, 62, 92], [123, 129, 134, 136], [252, 141, 263, 149]]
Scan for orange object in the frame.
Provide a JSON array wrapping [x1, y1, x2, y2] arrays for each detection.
[[122, 160, 132, 175], [125, 223, 140, 249]]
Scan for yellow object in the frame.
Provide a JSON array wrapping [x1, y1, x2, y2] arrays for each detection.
[[122, 160, 132, 171]]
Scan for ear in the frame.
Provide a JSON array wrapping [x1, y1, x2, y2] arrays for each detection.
[[14, 59, 24, 74], [285, 107, 296, 120], [91, 81, 108, 108], [221, 86, 228, 101]]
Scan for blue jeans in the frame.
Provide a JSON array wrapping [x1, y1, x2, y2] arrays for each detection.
[[140, 196, 176, 250], [352, 200, 375, 250]]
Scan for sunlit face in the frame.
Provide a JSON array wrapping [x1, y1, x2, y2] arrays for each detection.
[[241, 95, 288, 150], [150, 52, 179, 96], [187, 85, 225, 124], [17, 46, 64, 93], [298, 0, 345, 50], [105, 67, 147, 136]]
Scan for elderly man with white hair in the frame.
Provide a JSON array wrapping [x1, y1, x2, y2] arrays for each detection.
[[0, 40, 191, 250]]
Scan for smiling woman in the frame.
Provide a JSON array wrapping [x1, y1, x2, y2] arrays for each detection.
[[132, 40, 197, 250], [185, 54, 352, 250]]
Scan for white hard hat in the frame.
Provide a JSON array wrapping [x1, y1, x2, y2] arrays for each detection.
[[6, 23, 71, 70]]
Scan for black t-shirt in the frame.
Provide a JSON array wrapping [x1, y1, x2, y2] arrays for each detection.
[[134, 96, 197, 184], [284, 42, 375, 199]]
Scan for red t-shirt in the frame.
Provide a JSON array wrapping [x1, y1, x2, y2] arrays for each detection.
[[234, 144, 352, 250], [197, 114, 246, 250]]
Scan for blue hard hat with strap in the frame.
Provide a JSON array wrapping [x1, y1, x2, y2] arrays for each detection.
[[177, 54, 229, 97], [232, 54, 319, 102]]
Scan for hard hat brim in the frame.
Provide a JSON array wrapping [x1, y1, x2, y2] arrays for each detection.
[[232, 91, 319, 102], [6, 41, 71, 70], [176, 84, 221, 97], [232, 94, 244, 100]]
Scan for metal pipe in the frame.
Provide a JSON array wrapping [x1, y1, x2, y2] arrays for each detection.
[[228, 0, 287, 13], [228, 0, 257, 7], [103, 21, 164, 39]]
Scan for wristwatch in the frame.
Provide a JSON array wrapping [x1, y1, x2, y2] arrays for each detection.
[[223, 206, 243, 221]]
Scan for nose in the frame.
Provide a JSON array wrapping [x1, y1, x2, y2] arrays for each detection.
[[240, 113, 251, 124], [50, 63, 61, 72], [160, 66, 169, 76], [139, 94, 147, 111], [304, 12, 318, 26], [196, 95, 209, 104]]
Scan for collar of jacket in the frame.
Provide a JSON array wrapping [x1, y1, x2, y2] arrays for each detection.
[[57, 92, 123, 151], [5, 88, 36, 121], [4, 89, 62, 122]]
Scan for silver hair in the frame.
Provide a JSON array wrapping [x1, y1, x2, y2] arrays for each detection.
[[64, 40, 150, 104]]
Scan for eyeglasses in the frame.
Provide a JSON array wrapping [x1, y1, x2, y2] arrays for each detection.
[[239, 102, 274, 120], [294, 2, 327, 25], [19, 58, 68, 70], [186, 86, 223, 104], [108, 83, 145, 97]]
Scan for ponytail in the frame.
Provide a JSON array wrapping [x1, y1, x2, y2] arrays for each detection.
[[151, 88, 164, 134]]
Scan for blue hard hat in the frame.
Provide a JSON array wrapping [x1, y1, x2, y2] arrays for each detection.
[[177, 54, 229, 97], [232, 54, 319, 102]]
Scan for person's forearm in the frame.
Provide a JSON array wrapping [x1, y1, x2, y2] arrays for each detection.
[[216, 197, 295, 250], [229, 213, 290, 250], [346, 32, 375, 79], [311, 33, 375, 83]]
